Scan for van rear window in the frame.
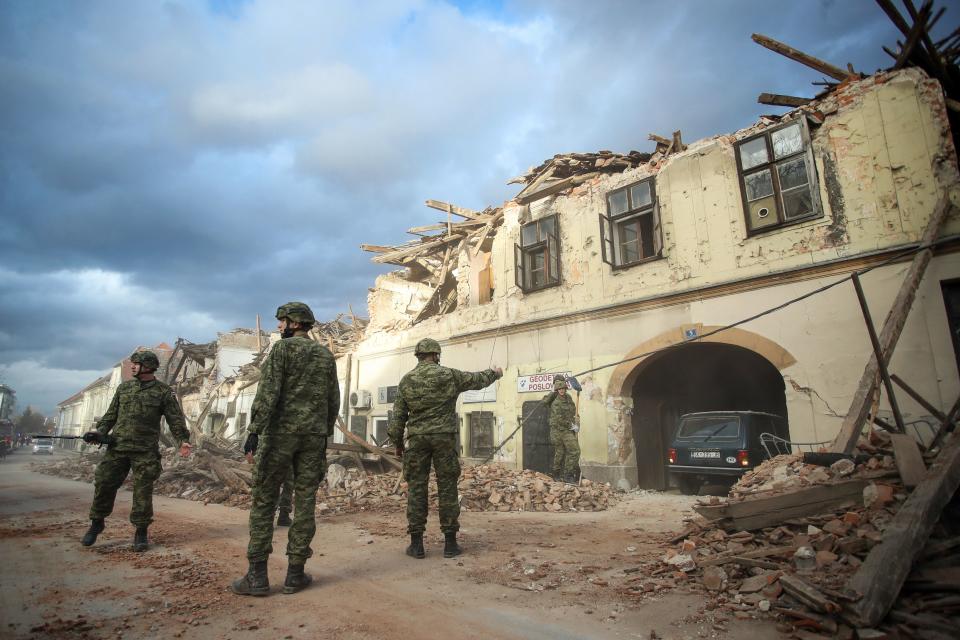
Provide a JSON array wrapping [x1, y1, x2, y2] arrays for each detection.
[[677, 416, 741, 440]]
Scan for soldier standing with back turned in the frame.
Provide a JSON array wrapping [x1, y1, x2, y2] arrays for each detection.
[[81, 350, 192, 551], [388, 338, 502, 559], [231, 302, 339, 596]]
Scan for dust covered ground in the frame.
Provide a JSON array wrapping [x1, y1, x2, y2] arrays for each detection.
[[0, 449, 784, 639]]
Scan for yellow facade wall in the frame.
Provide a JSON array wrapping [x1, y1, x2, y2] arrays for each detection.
[[352, 68, 960, 487]]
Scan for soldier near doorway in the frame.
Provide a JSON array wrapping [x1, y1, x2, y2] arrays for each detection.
[[543, 374, 580, 483], [388, 338, 502, 559]]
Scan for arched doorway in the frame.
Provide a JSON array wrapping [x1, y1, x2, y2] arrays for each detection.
[[630, 342, 788, 489]]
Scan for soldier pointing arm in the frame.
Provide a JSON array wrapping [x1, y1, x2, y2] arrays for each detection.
[[388, 338, 502, 559]]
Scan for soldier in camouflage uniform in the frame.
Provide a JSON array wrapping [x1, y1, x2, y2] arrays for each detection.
[[231, 302, 340, 597], [543, 374, 580, 483], [81, 350, 192, 551], [388, 338, 502, 559]]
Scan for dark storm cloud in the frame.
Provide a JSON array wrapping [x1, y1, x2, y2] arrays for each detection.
[[0, 0, 942, 412]]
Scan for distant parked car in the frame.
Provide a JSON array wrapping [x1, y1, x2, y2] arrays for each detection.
[[32, 437, 54, 455], [666, 411, 789, 495]]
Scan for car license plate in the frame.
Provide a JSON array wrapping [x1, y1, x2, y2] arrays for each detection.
[[690, 450, 721, 459]]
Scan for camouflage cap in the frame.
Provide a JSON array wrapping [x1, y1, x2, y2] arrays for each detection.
[[130, 350, 160, 370], [553, 374, 568, 389], [414, 338, 442, 355], [276, 301, 316, 325]]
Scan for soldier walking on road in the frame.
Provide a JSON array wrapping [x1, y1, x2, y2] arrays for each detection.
[[81, 350, 193, 551], [544, 374, 580, 483], [231, 302, 340, 597], [388, 338, 502, 559]]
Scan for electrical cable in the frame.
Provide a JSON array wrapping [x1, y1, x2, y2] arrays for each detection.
[[482, 234, 957, 464]]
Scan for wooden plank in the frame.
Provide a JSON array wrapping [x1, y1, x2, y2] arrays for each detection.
[[891, 433, 927, 488], [751, 33, 854, 82], [845, 421, 960, 627], [516, 173, 596, 205], [360, 244, 395, 253], [780, 574, 841, 614], [471, 221, 494, 258], [832, 192, 956, 453], [335, 417, 402, 471], [371, 233, 465, 264], [698, 545, 795, 567], [757, 93, 813, 107], [727, 556, 781, 570], [695, 480, 867, 521], [424, 199, 482, 220]]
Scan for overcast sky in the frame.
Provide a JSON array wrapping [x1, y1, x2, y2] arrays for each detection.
[[0, 0, 939, 414]]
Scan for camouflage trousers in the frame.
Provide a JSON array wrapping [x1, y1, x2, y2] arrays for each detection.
[[403, 433, 460, 535], [89, 449, 162, 526], [247, 433, 327, 564], [277, 468, 294, 515], [550, 428, 580, 477]]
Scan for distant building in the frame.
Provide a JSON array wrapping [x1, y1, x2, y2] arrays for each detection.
[[0, 384, 15, 421]]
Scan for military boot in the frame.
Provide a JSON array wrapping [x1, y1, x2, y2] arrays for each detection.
[[133, 526, 149, 552], [231, 560, 270, 597], [276, 510, 292, 527], [81, 519, 105, 547], [405, 533, 425, 559], [282, 564, 313, 594], [443, 532, 462, 558]]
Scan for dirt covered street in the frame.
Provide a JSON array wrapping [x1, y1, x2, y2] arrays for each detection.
[[0, 449, 782, 640]]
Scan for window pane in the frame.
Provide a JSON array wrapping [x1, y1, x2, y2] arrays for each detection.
[[629, 181, 652, 209], [772, 123, 803, 159], [777, 156, 808, 191], [531, 250, 545, 287], [782, 187, 814, 219], [739, 137, 768, 170], [639, 214, 655, 259], [744, 169, 774, 201], [521, 223, 538, 247], [608, 190, 629, 216], [539, 216, 555, 238]]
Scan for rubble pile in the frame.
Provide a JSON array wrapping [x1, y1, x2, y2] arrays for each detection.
[[459, 464, 618, 513], [33, 457, 619, 516], [508, 151, 652, 186], [650, 428, 960, 638], [308, 313, 368, 356]]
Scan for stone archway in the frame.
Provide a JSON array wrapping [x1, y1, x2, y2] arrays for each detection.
[[604, 325, 796, 489]]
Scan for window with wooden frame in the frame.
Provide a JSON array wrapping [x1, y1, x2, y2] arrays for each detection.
[[514, 214, 560, 293], [735, 119, 821, 234], [467, 411, 495, 458], [600, 177, 662, 269]]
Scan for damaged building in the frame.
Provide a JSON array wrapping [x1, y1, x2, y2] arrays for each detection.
[[353, 65, 960, 490]]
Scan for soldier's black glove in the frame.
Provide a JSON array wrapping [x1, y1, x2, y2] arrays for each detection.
[[82, 431, 103, 445], [243, 433, 259, 456], [395, 442, 404, 459]]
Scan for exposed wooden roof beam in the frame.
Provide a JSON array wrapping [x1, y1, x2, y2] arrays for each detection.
[[752, 33, 856, 82]]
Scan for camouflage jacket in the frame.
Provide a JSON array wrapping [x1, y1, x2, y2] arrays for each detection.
[[248, 336, 340, 437], [388, 362, 499, 441], [96, 379, 190, 452], [542, 391, 577, 431]]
